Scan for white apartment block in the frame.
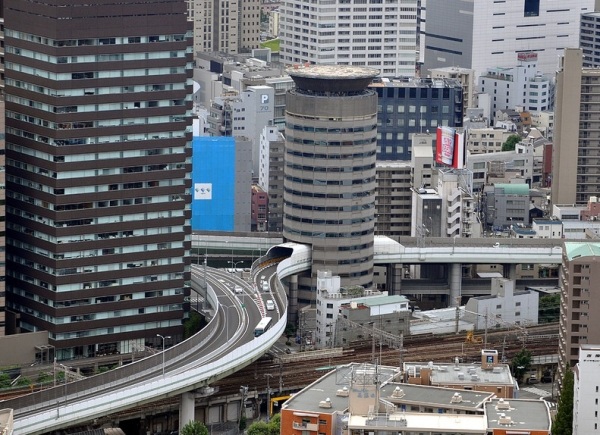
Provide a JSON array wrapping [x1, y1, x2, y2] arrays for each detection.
[[479, 56, 553, 116], [279, 0, 419, 77], [574, 344, 600, 435], [424, 0, 595, 78], [437, 170, 479, 238]]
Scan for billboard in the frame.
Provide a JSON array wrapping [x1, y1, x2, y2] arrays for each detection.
[[435, 127, 466, 169]]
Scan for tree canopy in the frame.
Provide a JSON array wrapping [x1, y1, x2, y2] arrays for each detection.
[[501, 134, 521, 151], [552, 369, 574, 435], [247, 413, 281, 435], [180, 420, 209, 435], [511, 348, 532, 383]]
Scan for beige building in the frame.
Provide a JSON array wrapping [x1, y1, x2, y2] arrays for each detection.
[[189, 0, 261, 55], [429, 66, 476, 118], [466, 128, 512, 154], [558, 242, 600, 383], [0, 100, 4, 336], [552, 48, 600, 206]]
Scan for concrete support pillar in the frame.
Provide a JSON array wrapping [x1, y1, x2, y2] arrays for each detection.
[[386, 263, 403, 294], [503, 264, 517, 280], [288, 274, 298, 324], [449, 263, 462, 307], [179, 392, 195, 430]]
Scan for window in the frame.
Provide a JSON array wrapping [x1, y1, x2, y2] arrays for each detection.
[[524, 0, 540, 17]]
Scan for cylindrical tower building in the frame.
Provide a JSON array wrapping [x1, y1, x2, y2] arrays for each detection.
[[284, 65, 378, 291]]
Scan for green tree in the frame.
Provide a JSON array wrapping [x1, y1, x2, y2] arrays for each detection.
[[0, 373, 12, 389], [180, 420, 209, 435], [247, 413, 281, 435], [501, 134, 521, 151], [37, 372, 54, 384], [15, 376, 32, 387], [511, 348, 532, 383], [184, 311, 206, 339], [552, 369, 574, 435]]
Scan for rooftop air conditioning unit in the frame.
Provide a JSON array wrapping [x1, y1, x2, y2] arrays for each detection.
[[336, 387, 349, 397], [319, 398, 332, 408], [450, 392, 463, 403], [391, 387, 405, 398], [498, 413, 513, 425], [497, 398, 510, 410]]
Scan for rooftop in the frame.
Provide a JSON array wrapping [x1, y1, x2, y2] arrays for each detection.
[[485, 399, 550, 431], [380, 382, 492, 411], [564, 242, 600, 261], [405, 361, 514, 386], [348, 412, 487, 432], [287, 64, 379, 93]]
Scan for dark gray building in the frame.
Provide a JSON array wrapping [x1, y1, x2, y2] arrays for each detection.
[[284, 65, 378, 294], [370, 78, 463, 161], [4, 0, 193, 359], [581, 12, 600, 68]]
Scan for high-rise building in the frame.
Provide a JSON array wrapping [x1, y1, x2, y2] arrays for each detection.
[[283, 65, 378, 293], [552, 48, 600, 206], [189, 0, 261, 55], [279, 0, 420, 78], [581, 12, 600, 68], [4, 0, 193, 359], [558, 243, 600, 383], [0, 100, 5, 337], [424, 0, 595, 77], [573, 344, 600, 435], [370, 78, 463, 161]]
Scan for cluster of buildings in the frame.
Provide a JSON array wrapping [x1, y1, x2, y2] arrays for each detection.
[[281, 353, 553, 434]]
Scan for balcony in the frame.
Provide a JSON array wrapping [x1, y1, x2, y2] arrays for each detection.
[[292, 422, 318, 431]]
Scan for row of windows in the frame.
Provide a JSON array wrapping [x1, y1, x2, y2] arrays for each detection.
[[7, 142, 187, 164], [285, 201, 374, 213], [6, 78, 187, 97], [284, 226, 374, 239], [285, 122, 376, 133], [286, 175, 375, 187], [6, 62, 189, 81], [287, 149, 376, 160], [286, 162, 375, 173], [5, 29, 189, 47], [7, 47, 188, 64], [287, 136, 376, 147], [284, 213, 374, 226], [285, 187, 373, 200]]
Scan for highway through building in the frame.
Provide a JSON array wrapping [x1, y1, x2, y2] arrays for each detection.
[[1, 236, 564, 433]]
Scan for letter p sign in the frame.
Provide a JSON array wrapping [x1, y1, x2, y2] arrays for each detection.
[[261, 94, 269, 104]]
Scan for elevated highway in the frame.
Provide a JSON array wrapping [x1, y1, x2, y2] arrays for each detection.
[[2, 236, 563, 433]]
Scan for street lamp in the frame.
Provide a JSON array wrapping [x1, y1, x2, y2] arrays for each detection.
[[157, 334, 171, 377], [229, 260, 244, 275]]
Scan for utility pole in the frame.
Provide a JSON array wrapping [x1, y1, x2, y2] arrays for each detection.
[[265, 374, 273, 422]]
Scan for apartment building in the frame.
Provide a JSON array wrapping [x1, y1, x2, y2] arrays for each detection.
[[4, 0, 193, 359], [552, 48, 600, 206], [558, 242, 600, 382], [279, 0, 420, 78]]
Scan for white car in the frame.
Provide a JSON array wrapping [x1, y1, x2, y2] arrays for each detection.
[[262, 281, 269, 292], [266, 300, 275, 311], [234, 285, 243, 294]]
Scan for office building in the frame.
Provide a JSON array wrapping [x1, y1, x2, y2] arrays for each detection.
[[581, 12, 600, 68], [573, 344, 600, 435], [552, 48, 600, 206], [371, 78, 463, 161], [374, 162, 412, 237], [188, 0, 261, 55], [4, 0, 193, 359], [283, 65, 378, 291], [259, 126, 285, 233], [424, 0, 595, 77], [478, 54, 553, 116], [279, 0, 420, 78], [429, 67, 476, 117], [558, 242, 600, 382]]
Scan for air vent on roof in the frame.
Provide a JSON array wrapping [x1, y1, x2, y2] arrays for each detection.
[[438, 366, 447, 372], [470, 374, 479, 381], [391, 386, 405, 398], [336, 387, 349, 397], [497, 398, 510, 410], [457, 372, 464, 380], [498, 413, 513, 425], [319, 398, 332, 408], [492, 366, 502, 374], [450, 392, 463, 403]]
